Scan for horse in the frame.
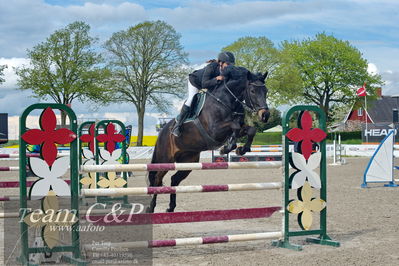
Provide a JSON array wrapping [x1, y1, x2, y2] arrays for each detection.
[[148, 66, 270, 213]]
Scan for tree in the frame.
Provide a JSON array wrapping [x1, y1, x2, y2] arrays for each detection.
[[0, 65, 6, 84], [278, 33, 383, 121], [16, 21, 110, 125], [222, 36, 280, 73], [104, 20, 189, 146]]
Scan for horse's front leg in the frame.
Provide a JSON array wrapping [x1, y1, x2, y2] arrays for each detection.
[[236, 125, 256, 156], [147, 170, 167, 213], [167, 170, 192, 212], [219, 122, 241, 155]]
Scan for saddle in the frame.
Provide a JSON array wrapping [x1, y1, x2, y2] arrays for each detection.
[[174, 90, 222, 149], [177, 90, 207, 124]]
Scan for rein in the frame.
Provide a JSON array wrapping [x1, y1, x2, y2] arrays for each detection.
[[205, 86, 245, 116], [222, 81, 254, 113]]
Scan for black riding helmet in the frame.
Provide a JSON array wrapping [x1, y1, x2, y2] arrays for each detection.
[[218, 51, 235, 65]]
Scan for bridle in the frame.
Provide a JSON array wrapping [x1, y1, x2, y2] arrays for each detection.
[[206, 80, 268, 116], [244, 81, 269, 112]]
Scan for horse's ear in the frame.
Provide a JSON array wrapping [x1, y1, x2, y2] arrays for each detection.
[[247, 71, 252, 80], [262, 71, 269, 82], [247, 70, 254, 81]]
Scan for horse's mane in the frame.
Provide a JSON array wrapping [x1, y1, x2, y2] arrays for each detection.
[[217, 66, 247, 93], [249, 72, 263, 82], [223, 66, 249, 85]]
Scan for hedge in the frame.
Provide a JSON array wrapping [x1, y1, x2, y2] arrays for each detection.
[[250, 130, 362, 145]]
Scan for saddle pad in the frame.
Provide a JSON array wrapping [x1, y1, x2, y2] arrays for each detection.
[[177, 90, 207, 124]]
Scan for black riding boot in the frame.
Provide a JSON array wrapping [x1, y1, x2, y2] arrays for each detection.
[[172, 105, 191, 137]]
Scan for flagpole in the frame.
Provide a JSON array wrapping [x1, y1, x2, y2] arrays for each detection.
[[365, 95, 368, 143], [357, 82, 368, 143]]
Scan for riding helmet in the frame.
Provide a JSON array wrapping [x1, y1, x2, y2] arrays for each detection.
[[218, 51, 235, 65]]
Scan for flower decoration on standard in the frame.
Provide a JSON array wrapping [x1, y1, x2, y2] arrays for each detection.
[[97, 148, 126, 188], [97, 171, 127, 188], [80, 124, 98, 188], [287, 182, 326, 230], [80, 123, 96, 153], [290, 151, 321, 189], [96, 123, 126, 188], [29, 156, 71, 199], [96, 123, 125, 153], [285, 111, 326, 160], [21, 107, 76, 166], [23, 191, 78, 249], [79, 159, 97, 189], [285, 110, 327, 230]]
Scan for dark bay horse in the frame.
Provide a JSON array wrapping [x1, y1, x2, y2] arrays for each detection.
[[148, 67, 270, 213]]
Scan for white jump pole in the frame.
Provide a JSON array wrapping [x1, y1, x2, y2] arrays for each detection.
[[80, 161, 282, 173]]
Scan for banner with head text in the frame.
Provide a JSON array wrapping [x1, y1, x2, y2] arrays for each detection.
[[362, 123, 399, 143]]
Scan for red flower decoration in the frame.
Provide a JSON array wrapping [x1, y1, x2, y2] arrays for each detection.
[[286, 111, 326, 160], [21, 107, 76, 166], [80, 124, 95, 153], [96, 123, 125, 153]]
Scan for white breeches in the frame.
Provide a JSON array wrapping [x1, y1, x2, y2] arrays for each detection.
[[185, 80, 199, 107]]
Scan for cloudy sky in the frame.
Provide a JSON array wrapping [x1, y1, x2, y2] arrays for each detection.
[[1, 0, 398, 136]]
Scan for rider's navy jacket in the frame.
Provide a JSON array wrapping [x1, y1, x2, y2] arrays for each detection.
[[189, 62, 236, 90], [189, 62, 220, 90]]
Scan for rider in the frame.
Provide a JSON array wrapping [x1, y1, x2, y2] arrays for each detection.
[[172, 51, 236, 137]]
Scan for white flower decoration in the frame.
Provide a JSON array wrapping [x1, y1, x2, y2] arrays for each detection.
[[290, 152, 321, 189], [82, 149, 95, 165], [29, 156, 70, 199], [99, 149, 122, 165]]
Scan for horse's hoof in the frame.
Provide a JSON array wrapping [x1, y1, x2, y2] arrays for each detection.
[[220, 147, 227, 155], [231, 143, 237, 151], [166, 208, 174, 213], [236, 146, 247, 156], [146, 207, 154, 213]]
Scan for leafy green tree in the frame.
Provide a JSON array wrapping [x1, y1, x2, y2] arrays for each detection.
[[278, 33, 383, 121], [222, 36, 280, 74], [0, 65, 6, 84], [266, 54, 303, 106], [16, 21, 111, 125], [104, 20, 189, 146]]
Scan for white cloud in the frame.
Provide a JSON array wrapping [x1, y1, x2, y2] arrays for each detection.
[[0, 0, 147, 57], [367, 63, 378, 75], [0, 57, 41, 116], [360, 46, 399, 73], [66, 2, 147, 24], [149, 0, 331, 30], [381, 70, 399, 96], [102, 112, 131, 123], [0, 57, 30, 91], [365, 63, 398, 96]]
